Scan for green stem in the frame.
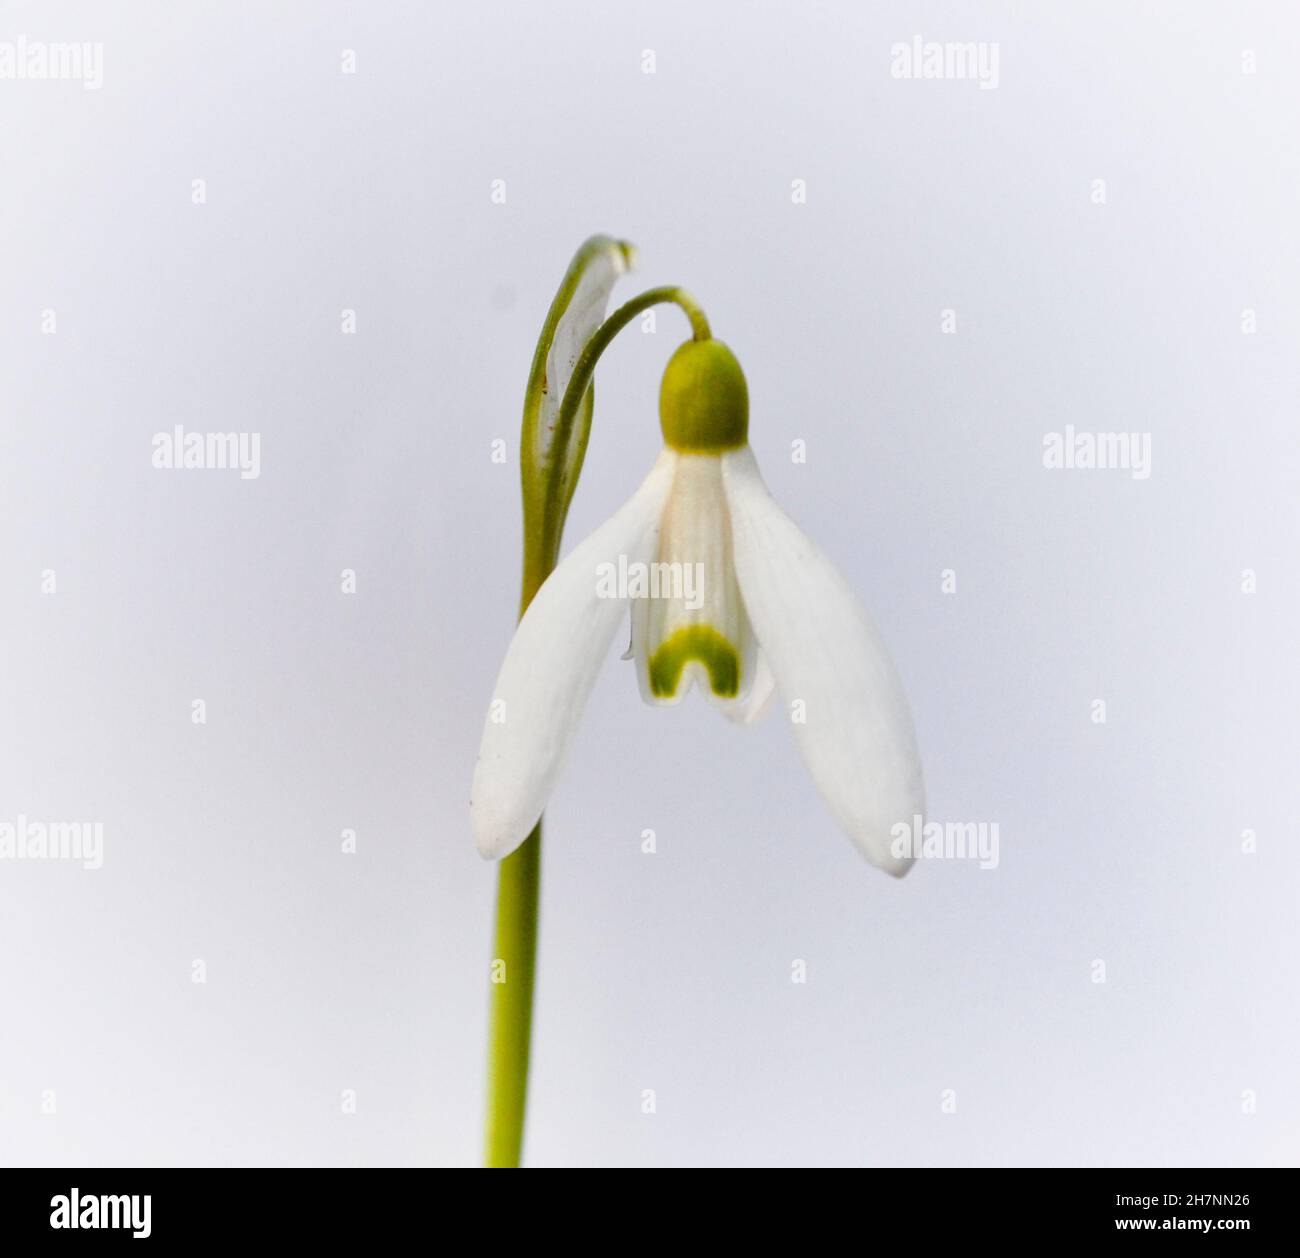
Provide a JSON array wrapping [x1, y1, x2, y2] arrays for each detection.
[[484, 821, 540, 1168], [485, 558, 549, 1170], [485, 281, 710, 1168]]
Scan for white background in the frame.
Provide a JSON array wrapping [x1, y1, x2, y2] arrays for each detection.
[[1, 1, 1296, 1167]]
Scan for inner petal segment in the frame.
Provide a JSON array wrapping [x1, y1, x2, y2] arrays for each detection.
[[648, 625, 741, 698], [632, 453, 758, 707]]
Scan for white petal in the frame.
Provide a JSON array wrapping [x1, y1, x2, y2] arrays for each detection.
[[472, 452, 676, 859], [721, 446, 925, 875]]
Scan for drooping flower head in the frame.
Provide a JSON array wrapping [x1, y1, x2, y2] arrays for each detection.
[[473, 322, 925, 875]]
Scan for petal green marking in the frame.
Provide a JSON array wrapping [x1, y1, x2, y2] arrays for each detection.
[[648, 625, 741, 698]]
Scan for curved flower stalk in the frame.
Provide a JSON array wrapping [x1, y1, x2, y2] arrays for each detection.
[[478, 237, 925, 1167]]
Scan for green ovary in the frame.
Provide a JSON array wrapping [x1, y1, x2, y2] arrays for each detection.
[[648, 625, 741, 698]]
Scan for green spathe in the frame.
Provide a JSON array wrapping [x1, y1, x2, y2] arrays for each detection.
[[659, 339, 749, 453], [649, 624, 742, 698]]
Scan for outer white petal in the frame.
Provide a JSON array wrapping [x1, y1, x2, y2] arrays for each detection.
[[472, 452, 676, 860], [721, 446, 924, 875]]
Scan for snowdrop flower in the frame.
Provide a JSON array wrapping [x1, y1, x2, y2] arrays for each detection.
[[472, 336, 925, 875]]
